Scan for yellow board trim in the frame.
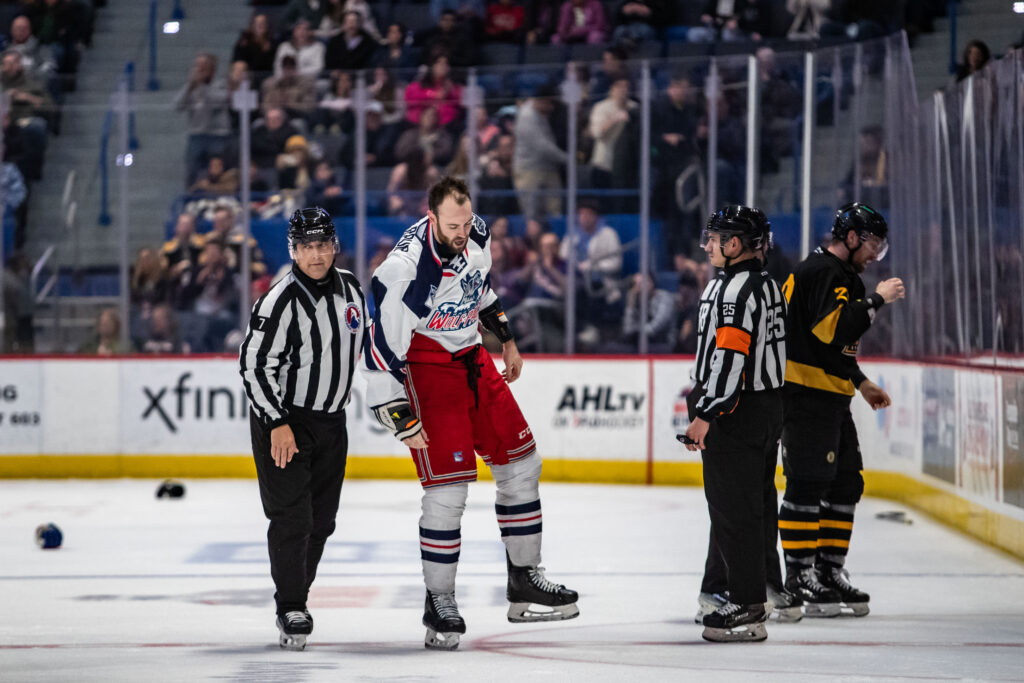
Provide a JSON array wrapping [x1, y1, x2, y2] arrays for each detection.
[[0, 457, 1021, 561], [819, 519, 854, 530], [778, 520, 820, 530], [784, 359, 856, 396]]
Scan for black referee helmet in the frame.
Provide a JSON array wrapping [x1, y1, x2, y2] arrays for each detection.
[[287, 207, 338, 257], [702, 204, 772, 253]]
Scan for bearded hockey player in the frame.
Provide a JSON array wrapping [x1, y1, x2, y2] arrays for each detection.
[[363, 176, 579, 650]]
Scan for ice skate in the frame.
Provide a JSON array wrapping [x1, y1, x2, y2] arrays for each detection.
[[423, 590, 466, 650], [701, 601, 768, 643], [694, 591, 728, 624], [785, 566, 841, 617], [506, 555, 579, 622], [276, 610, 313, 651], [819, 566, 870, 616], [767, 583, 804, 623]]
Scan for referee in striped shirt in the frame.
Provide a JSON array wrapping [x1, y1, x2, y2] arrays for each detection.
[[680, 205, 787, 642], [239, 207, 366, 650]]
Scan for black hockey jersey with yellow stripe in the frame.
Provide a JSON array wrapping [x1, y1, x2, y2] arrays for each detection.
[[780, 247, 883, 397]]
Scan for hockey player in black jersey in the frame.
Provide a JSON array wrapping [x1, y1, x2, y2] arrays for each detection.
[[778, 202, 905, 617]]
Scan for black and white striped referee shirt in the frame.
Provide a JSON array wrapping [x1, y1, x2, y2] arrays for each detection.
[[691, 259, 787, 422], [240, 265, 367, 429]]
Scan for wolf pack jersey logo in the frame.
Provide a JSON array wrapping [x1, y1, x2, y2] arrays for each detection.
[[426, 270, 484, 332]]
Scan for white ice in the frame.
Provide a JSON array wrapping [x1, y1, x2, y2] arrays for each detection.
[[1, 479, 1022, 682]]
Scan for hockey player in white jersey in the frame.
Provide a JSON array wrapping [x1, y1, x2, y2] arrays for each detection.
[[363, 177, 578, 650]]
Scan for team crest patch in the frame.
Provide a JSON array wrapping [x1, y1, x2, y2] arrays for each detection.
[[453, 451, 464, 462], [344, 302, 361, 332]]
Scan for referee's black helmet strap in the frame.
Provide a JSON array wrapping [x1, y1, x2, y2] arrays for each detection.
[[288, 206, 336, 244]]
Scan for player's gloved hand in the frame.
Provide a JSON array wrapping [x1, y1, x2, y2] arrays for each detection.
[[875, 278, 905, 304], [372, 399, 423, 442]]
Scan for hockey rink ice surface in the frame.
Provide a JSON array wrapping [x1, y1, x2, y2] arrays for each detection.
[[1, 479, 1022, 682]]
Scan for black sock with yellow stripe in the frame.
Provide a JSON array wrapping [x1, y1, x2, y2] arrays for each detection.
[[779, 498, 820, 579], [816, 500, 855, 570]]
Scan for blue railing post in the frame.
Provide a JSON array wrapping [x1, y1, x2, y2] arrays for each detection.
[[98, 110, 113, 225], [147, 0, 160, 91], [171, 0, 185, 21], [125, 62, 139, 150], [948, 0, 958, 75]]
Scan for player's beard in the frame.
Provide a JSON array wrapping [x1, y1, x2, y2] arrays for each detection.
[[436, 232, 466, 257]]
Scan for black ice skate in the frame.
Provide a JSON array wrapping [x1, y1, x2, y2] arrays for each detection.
[[701, 601, 768, 643], [423, 590, 466, 650], [694, 591, 728, 624], [785, 567, 841, 618], [276, 610, 313, 651], [766, 583, 804, 623], [506, 554, 579, 623], [819, 566, 870, 617]]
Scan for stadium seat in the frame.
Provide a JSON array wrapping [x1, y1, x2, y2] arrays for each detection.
[[667, 41, 711, 58], [663, 26, 690, 43], [481, 43, 522, 66], [522, 44, 568, 65], [569, 43, 608, 63], [388, 3, 435, 33]]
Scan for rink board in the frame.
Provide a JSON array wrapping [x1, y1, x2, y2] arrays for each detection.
[[0, 356, 1022, 557]]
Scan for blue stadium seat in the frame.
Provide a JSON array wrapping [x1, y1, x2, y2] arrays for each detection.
[[569, 42, 608, 63], [522, 44, 568, 65], [388, 3, 435, 33], [481, 43, 522, 66], [667, 41, 711, 58]]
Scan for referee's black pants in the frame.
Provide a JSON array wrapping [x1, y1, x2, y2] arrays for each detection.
[[251, 406, 349, 616], [700, 389, 783, 606]]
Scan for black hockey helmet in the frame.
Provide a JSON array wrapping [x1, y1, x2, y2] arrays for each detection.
[[287, 207, 337, 257], [831, 202, 888, 259], [701, 204, 772, 253]]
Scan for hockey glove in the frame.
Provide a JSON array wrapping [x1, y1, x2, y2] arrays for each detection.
[[372, 400, 423, 441]]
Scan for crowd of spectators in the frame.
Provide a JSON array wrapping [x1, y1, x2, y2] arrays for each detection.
[[0, 0, 98, 254], [100, 204, 275, 355], [153, 0, 956, 355]]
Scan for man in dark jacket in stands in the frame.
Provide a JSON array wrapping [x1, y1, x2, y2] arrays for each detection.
[[325, 11, 378, 71], [251, 107, 301, 169]]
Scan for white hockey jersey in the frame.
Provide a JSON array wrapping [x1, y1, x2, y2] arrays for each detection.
[[363, 214, 497, 408]]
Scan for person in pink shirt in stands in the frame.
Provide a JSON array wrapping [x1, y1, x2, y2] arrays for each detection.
[[404, 54, 464, 128], [552, 0, 607, 44]]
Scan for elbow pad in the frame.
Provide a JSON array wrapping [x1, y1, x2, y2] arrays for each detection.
[[372, 400, 423, 441], [480, 300, 514, 344]]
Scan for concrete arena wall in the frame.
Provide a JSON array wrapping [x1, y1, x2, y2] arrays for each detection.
[[0, 356, 1022, 559]]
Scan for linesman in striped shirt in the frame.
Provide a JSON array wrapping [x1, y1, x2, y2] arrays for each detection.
[[239, 207, 367, 651], [680, 205, 787, 643]]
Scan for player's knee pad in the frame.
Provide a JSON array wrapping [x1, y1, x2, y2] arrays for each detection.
[[420, 483, 469, 529], [826, 470, 864, 505], [493, 452, 541, 506], [782, 477, 830, 507]]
